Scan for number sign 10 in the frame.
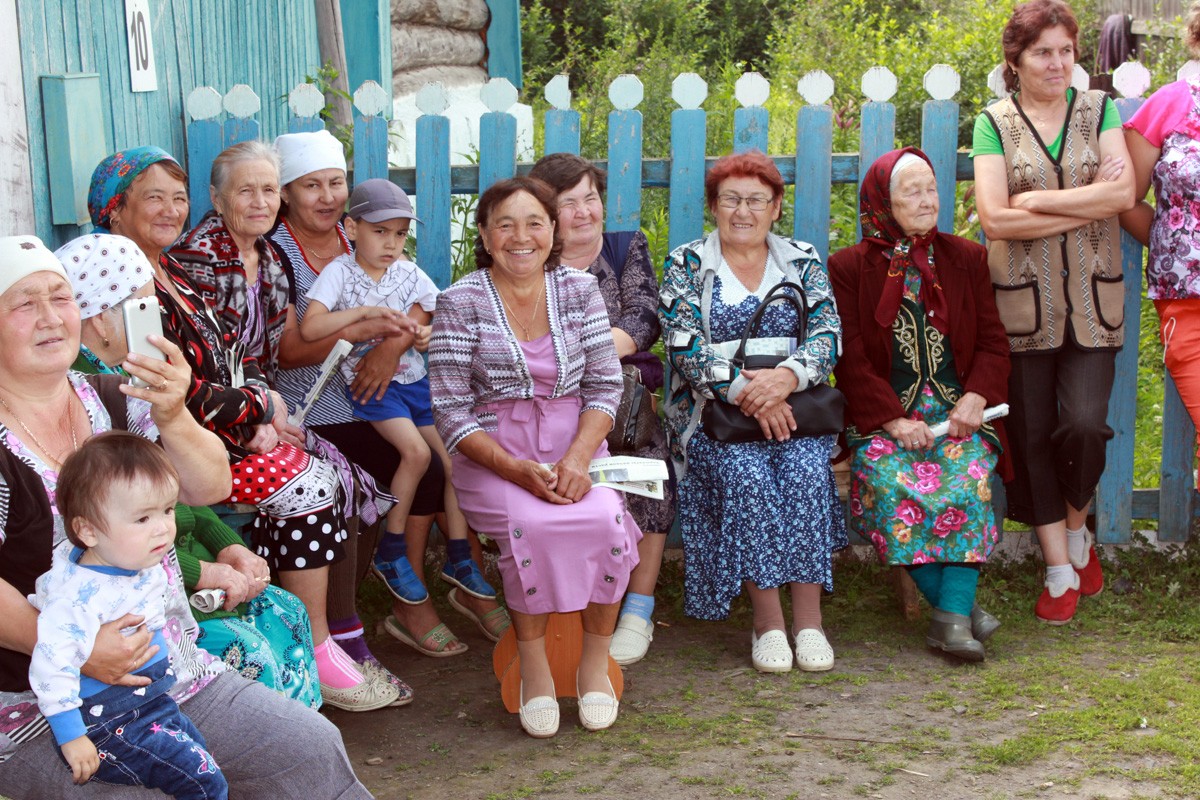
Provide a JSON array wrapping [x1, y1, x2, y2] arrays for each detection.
[[125, 0, 158, 93]]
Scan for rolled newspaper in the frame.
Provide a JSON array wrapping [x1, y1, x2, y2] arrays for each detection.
[[927, 403, 1009, 438], [190, 588, 227, 613]]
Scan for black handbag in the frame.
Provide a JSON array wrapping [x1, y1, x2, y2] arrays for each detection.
[[607, 363, 659, 452], [701, 281, 845, 443]]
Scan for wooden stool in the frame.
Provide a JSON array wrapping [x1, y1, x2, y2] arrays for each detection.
[[492, 612, 624, 713]]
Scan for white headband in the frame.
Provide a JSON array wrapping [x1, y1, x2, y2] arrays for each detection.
[[274, 130, 348, 186], [889, 154, 927, 193], [55, 234, 153, 319], [0, 235, 69, 298]]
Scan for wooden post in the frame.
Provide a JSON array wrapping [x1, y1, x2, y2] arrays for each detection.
[[185, 87, 223, 227], [288, 83, 326, 134], [222, 85, 260, 149], [668, 73, 707, 252], [857, 67, 898, 242], [794, 71, 834, 261], [543, 75, 580, 156], [1099, 63, 1152, 543], [919, 65, 961, 235], [606, 75, 643, 232], [478, 79, 519, 194], [352, 81, 390, 182], [733, 72, 770, 155], [314, 0, 352, 132], [414, 84, 452, 289]]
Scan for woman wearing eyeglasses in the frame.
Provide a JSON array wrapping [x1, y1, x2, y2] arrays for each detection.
[[658, 150, 846, 673]]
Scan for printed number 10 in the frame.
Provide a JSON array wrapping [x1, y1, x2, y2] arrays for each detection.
[[129, 10, 150, 71]]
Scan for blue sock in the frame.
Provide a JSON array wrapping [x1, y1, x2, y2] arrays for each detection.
[[446, 538, 472, 566], [937, 565, 980, 617], [905, 563, 944, 608], [620, 592, 655, 623], [376, 531, 407, 562]]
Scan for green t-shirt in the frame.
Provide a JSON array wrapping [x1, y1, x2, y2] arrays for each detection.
[[970, 89, 1122, 159]]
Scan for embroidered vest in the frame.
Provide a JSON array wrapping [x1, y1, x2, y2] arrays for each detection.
[[984, 90, 1124, 353]]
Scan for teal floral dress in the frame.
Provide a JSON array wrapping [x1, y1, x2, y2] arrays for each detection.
[[847, 265, 1000, 565]]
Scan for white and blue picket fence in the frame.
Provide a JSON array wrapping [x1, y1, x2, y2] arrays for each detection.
[[183, 61, 1199, 546]]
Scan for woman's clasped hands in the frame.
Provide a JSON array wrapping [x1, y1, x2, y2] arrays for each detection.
[[736, 367, 799, 441]]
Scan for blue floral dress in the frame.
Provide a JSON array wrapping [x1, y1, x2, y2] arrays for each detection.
[[847, 266, 1000, 565], [679, 275, 847, 621]]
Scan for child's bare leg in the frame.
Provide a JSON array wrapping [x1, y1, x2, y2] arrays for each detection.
[[369, 417, 433, 604]]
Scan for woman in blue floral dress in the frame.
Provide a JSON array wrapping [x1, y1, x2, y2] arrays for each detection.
[[829, 148, 1011, 662], [659, 151, 846, 674]]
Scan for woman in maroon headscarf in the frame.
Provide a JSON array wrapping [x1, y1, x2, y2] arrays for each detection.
[[829, 147, 1011, 661]]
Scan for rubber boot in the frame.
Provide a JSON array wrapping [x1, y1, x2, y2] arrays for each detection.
[[926, 609, 986, 662], [970, 605, 1000, 643]]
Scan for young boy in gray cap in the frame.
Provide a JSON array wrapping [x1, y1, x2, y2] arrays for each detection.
[[299, 180, 497, 631]]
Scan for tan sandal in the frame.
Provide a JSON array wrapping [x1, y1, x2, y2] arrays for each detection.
[[447, 588, 511, 643], [382, 616, 469, 658]]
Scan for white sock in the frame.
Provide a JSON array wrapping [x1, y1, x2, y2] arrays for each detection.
[[1045, 564, 1080, 597], [1066, 525, 1090, 568]]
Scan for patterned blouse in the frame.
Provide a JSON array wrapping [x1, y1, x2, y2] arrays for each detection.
[[428, 266, 622, 454], [658, 232, 842, 477], [155, 253, 273, 458], [171, 211, 292, 385], [0, 374, 223, 760], [1126, 76, 1200, 299]]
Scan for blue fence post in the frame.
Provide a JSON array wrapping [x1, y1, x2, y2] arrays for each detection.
[[184, 87, 223, 228], [352, 81, 390, 182], [668, 73, 707, 251], [606, 75, 644, 232], [543, 75, 580, 156], [287, 83, 326, 134], [919, 65, 961, 235], [794, 71, 835, 260], [857, 67, 898, 240], [222, 84, 260, 149], [478, 78, 519, 193], [1093, 65, 1150, 543], [733, 72, 770, 155], [414, 84, 453, 289]]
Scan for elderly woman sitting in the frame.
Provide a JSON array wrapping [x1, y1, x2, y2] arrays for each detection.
[[829, 148, 1012, 661], [428, 177, 641, 738], [0, 235, 371, 798], [88, 145, 403, 711], [659, 150, 846, 673], [58, 232, 321, 704]]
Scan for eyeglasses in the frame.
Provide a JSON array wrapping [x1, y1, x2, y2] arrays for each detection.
[[716, 193, 773, 211]]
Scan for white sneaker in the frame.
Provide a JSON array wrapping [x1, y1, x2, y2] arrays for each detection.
[[610, 614, 654, 665]]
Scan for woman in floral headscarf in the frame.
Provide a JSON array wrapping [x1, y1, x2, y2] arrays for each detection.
[[828, 147, 1011, 662]]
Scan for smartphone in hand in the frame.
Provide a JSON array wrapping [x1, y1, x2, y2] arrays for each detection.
[[121, 296, 165, 388]]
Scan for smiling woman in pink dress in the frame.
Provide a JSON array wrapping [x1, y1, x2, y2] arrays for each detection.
[[428, 176, 641, 738]]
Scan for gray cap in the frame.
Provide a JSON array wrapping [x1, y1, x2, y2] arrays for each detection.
[[347, 179, 420, 224]]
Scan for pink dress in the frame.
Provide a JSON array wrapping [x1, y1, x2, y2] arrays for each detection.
[[451, 333, 641, 615]]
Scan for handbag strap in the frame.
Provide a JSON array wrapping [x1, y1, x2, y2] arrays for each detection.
[[733, 280, 810, 364]]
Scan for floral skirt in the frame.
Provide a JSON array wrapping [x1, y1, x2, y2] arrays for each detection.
[[849, 387, 999, 565], [195, 585, 320, 709]]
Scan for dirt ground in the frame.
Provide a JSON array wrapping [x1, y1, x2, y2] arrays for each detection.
[[335, 552, 1176, 800]]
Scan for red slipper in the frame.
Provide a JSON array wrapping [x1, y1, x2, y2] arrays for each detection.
[[1074, 546, 1104, 597], [1035, 585, 1080, 625]]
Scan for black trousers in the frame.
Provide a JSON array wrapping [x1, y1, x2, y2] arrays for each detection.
[[1003, 341, 1117, 526]]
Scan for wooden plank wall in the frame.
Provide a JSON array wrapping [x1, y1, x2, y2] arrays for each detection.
[[17, 0, 321, 247]]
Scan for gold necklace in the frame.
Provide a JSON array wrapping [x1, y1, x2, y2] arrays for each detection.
[[291, 224, 343, 261], [496, 279, 545, 339], [0, 391, 80, 468]]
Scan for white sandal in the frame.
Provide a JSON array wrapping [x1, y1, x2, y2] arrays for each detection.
[[518, 681, 559, 738], [751, 629, 793, 673], [793, 628, 834, 672], [609, 614, 654, 666]]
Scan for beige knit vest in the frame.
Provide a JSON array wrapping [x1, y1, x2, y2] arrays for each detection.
[[984, 90, 1124, 353]]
